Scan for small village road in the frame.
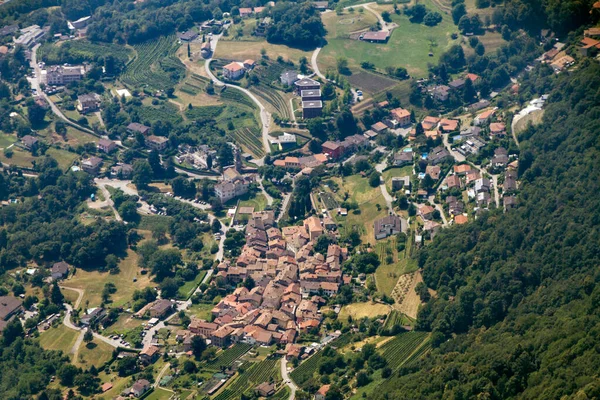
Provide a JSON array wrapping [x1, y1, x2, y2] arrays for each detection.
[[281, 358, 299, 400]]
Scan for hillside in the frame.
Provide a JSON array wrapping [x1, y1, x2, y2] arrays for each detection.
[[371, 62, 600, 399]]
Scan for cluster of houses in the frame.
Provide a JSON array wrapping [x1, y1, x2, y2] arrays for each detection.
[[364, 107, 413, 138], [273, 153, 328, 170], [175, 144, 217, 170], [41, 64, 86, 86], [280, 72, 324, 119], [182, 213, 348, 348], [321, 134, 369, 160]]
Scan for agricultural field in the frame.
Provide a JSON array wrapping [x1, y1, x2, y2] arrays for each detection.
[[318, 1, 460, 79], [378, 331, 429, 370], [136, 100, 183, 125], [213, 357, 280, 400], [382, 309, 415, 331], [213, 40, 312, 65], [339, 301, 391, 320], [121, 35, 185, 91], [391, 270, 425, 319], [185, 104, 225, 120], [207, 343, 252, 370], [0, 132, 16, 148], [229, 127, 264, 157], [62, 248, 154, 309], [347, 71, 400, 94], [38, 324, 79, 357]]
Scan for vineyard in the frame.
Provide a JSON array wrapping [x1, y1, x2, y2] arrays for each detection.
[[206, 343, 252, 370], [121, 35, 185, 91], [229, 127, 264, 157], [179, 74, 210, 95], [250, 85, 292, 120], [213, 357, 279, 400], [382, 310, 408, 331], [378, 331, 429, 370], [320, 192, 340, 210], [135, 102, 183, 125], [219, 88, 257, 110]]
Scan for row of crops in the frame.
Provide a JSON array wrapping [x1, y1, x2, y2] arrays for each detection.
[[135, 102, 183, 125], [219, 88, 257, 110], [121, 35, 184, 91], [378, 331, 429, 370], [320, 192, 340, 210], [250, 85, 292, 120], [229, 127, 264, 157], [206, 343, 252, 370], [180, 74, 210, 95], [185, 105, 225, 120], [213, 357, 279, 400]]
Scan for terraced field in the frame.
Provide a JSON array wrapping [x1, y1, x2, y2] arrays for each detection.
[[250, 85, 292, 120], [180, 73, 210, 95], [230, 127, 264, 157], [122, 35, 185, 91], [214, 358, 279, 400], [378, 331, 429, 370]]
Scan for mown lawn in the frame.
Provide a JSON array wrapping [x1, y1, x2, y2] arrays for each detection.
[[318, 1, 459, 78], [0, 132, 16, 148], [383, 165, 414, 194], [145, 387, 174, 400], [213, 39, 313, 64], [38, 324, 79, 357], [321, 9, 379, 39], [188, 302, 214, 321], [339, 301, 391, 320], [74, 340, 114, 369]]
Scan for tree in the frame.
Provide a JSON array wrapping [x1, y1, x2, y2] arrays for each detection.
[[406, 4, 427, 23], [336, 57, 349, 74], [243, 276, 255, 290], [1, 319, 24, 345], [463, 78, 476, 103], [368, 171, 381, 188], [58, 364, 79, 386], [423, 11, 442, 26], [452, 3, 467, 24], [132, 160, 152, 188], [266, 2, 326, 48], [83, 329, 94, 344], [159, 277, 179, 298], [336, 108, 358, 136], [191, 335, 207, 359], [150, 249, 182, 281], [475, 42, 485, 56], [382, 11, 392, 22], [50, 283, 64, 306], [116, 356, 138, 376]]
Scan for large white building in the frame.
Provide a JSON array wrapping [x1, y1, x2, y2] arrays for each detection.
[[41, 65, 85, 86]]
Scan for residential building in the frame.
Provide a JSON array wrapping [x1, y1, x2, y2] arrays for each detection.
[[446, 175, 461, 189], [214, 178, 251, 203], [361, 31, 390, 43], [454, 164, 472, 175], [21, 135, 38, 151], [304, 216, 323, 241], [454, 214, 468, 225], [149, 299, 173, 319], [390, 107, 411, 127], [448, 78, 465, 90], [425, 165, 441, 180], [77, 93, 101, 113], [314, 1, 329, 10], [111, 163, 133, 179], [504, 195, 517, 211], [418, 205, 435, 220], [474, 109, 495, 126], [179, 30, 198, 42], [438, 118, 459, 133], [428, 146, 452, 165], [280, 70, 299, 86], [321, 141, 343, 159], [315, 385, 331, 400], [371, 121, 388, 134], [432, 85, 450, 101], [97, 139, 116, 154], [0, 296, 23, 332], [255, 382, 276, 397], [131, 379, 151, 397], [243, 59, 256, 70], [80, 307, 106, 326], [301, 89, 321, 101], [189, 319, 218, 337], [295, 77, 320, 94], [255, 17, 272, 36], [421, 116, 440, 131], [466, 73, 480, 83], [391, 176, 410, 191], [489, 122, 506, 136], [492, 147, 509, 168], [474, 178, 491, 193], [374, 214, 404, 240], [139, 345, 160, 364], [127, 122, 151, 136], [145, 135, 169, 151], [302, 101, 323, 119], [393, 150, 413, 166], [41, 65, 85, 85], [51, 261, 69, 280], [223, 62, 245, 80], [81, 156, 103, 175]]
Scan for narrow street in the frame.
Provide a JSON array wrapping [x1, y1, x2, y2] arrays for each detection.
[[281, 358, 298, 400]]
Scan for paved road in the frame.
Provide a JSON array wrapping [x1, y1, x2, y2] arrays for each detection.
[[63, 303, 123, 348], [281, 358, 299, 400], [29, 45, 95, 135], [95, 178, 153, 215], [428, 195, 448, 226], [153, 362, 172, 389], [442, 133, 466, 162], [96, 182, 123, 221], [259, 180, 274, 206], [311, 47, 326, 80], [204, 36, 271, 156], [491, 174, 500, 208], [174, 167, 220, 180]]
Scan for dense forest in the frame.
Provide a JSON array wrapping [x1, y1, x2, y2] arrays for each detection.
[[266, 1, 326, 48], [370, 61, 600, 399]]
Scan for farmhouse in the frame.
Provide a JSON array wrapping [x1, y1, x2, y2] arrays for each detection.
[[127, 122, 151, 135], [77, 93, 101, 113], [302, 101, 323, 119], [21, 135, 38, 151], [179, 30, 199, 42], [361, 31, 390, 43], [223, 62, 246, 80], [280, 70, 299, 86], [374, 214, 405, 240]]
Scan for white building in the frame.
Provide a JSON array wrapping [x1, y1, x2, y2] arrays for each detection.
[[14, 25, 46, 47], [41, 65, 85, 85]]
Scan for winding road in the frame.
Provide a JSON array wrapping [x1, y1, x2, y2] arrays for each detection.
[[281, 358, 299, 400]]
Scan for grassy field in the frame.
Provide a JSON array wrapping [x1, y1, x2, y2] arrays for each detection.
[[213, 40, 312, 65], [318, 1, 459, 78], [145, 388, 174, 400], [374, 236, 419, 296], [0, 132, 16, 148], [46, 147, 78, 170], [339, 301, 392, 320], [74, 340, 114, 369], [0, 146, 35, 168], [236, 192, 268, 211], [103, 313, 144, 335], [177, 270, 206, 299], [64, 248, 154, 309], [321, 9, 379, 39], [65, 126, 99, 146], [332, 174, 389, 244], [188, 302, 214, 321], [38, 324, 79, 356]]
